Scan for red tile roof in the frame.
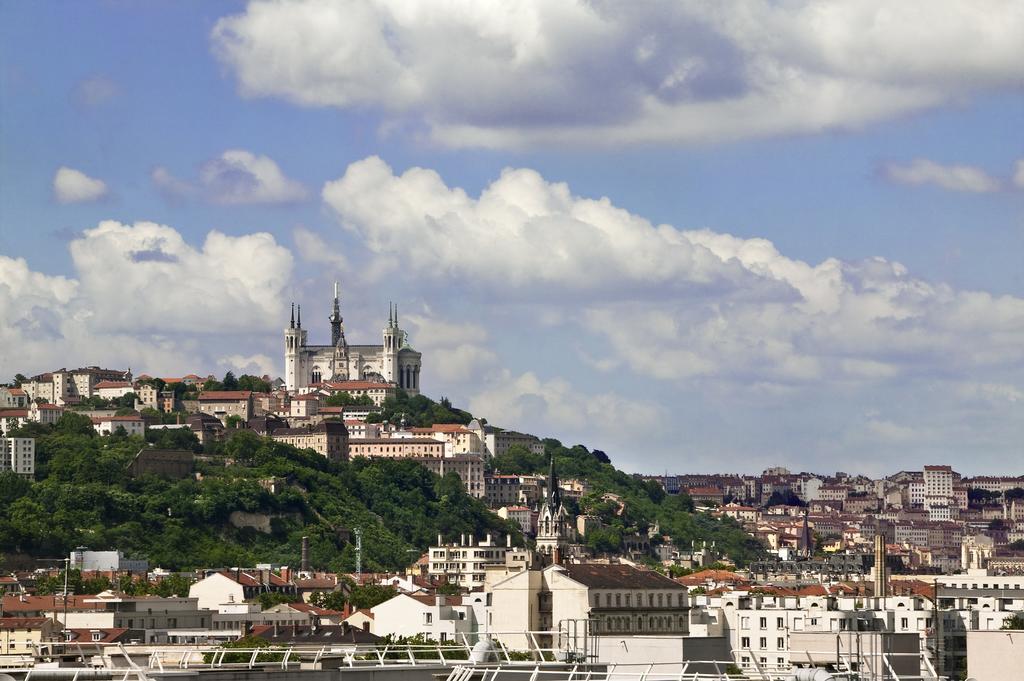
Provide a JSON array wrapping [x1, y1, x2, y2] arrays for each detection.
[[199, 391, 253, 400], [94, 381, 132, 389], [0, 617, 49, 628]]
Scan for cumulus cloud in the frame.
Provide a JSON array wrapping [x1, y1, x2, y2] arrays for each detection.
[[53, 166, 108, 203], [151, 166, 196, 201], [218, 353, 279, 377], [469, 370, 664, 440], [323, 156, 1024, 393], [0, 221, 294, 378], [323, 156, 772, 295], [69, 220, 293, 333], [200, 149, 308, 204], [403, 313, 498, 384], [212, 0, 1024, 148], [883, 159, 1002, 193], [293, 226, 349, 271], [151, 151, 307, 204]]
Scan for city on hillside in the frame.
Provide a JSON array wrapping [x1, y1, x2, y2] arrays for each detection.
[[2, 343, 1022, 679]]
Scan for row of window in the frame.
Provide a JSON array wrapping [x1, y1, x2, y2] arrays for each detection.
[[740, 636, 786, 650], [593, 591, 685, 608]]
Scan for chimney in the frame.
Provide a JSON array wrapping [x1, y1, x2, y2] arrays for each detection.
[[301, 536, 310, 572], [506, 534, 512, 548], [437, 534, 443, 546], [552, 546, 562, 566], [874, 533, 887, 600]]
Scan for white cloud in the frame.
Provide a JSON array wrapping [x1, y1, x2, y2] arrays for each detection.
[[0, 221, 295, 379], [151, 151, 307, 204], [469, 370, 663, 441], [1014, 159, 1024, 189], [402, 313, 498, 385], [883, 158, 1001, 193], [323, 156, 1024, 393], [212, 0, 1024, 148], [151, 166, 196, 200], [218, 353, 279, 377], [69, 220, 293, 333], [199, 149, 308, 204], [293, 226, 349, 271], [53, 166, 108, 203], [323, 156, 768, 295]]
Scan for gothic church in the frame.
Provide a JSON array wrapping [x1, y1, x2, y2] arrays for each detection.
[[284, 283, 422, 394]]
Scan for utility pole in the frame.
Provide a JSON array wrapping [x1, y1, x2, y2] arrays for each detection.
[[354, 527, 363, 578], [62, 556, 69, 631]]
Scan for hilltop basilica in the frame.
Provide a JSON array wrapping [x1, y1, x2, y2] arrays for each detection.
[[284, 283, 422, 394]]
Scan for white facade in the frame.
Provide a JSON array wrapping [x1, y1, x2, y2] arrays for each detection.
[[284, 285, 422, 395], [189, 573, 245, 612], [428, 534, 513, 590], [370, 594, 477, 642], [70, 548, 148, 573], [0, 437, 34, 477]]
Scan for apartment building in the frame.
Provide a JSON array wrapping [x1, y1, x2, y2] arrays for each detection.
[[0, 437, 34, 477], [428, 534, 515, 590]]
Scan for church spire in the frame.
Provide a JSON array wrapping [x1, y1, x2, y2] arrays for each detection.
[[547, 453, 561, 511], [388, 302, 394, 328], [394, 304, 398, 328], [330, 281, 344, 346], [297, 304, 302, 328], [290, 302, 295, 328]]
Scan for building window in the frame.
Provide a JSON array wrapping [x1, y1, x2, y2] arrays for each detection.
[[424, 613, 433, 624], [741, 637, 750, 649], [759, 637, 767, 649], [777, 637, 785, 649], [776, 617, 784, 628], [760, 617, 767, 629]]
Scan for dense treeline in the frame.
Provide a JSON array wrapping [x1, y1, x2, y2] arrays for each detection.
[[0, 413, 519, 572], [491, 440, 765, 566]]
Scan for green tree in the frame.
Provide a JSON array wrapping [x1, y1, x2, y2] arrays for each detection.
[[256, 591, 294, 609], [222, 372, 239, 390], [1003, 613, 1024, 630], [153, 573, 194, 597], [310, 590, 348, 611], [349, 584, 398, 609]]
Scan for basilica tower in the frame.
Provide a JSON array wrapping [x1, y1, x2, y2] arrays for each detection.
[[329, 281, 344, 347], [284, 303, 307, 391]]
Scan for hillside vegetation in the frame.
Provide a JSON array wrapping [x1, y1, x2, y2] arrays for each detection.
[[0, 392, 763, 571], [0, 412, 516, 571]]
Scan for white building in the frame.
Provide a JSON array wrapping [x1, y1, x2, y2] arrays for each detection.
[[284, 284, 422, 394], [92, 414, 146, 437], [370, 594, 478, 642], [0, 437, 34, 477], [70, 547, 148, 573], [428, 534, 515, 591]]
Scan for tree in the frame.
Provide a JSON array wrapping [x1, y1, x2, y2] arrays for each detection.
[[10, 373, 28, 387], [153, 573, 194, 597], [222, 372, 239, 390], [348, 583, 398, 609], [256, 591, 293, 609], [968, 488, 1001, 505], [1003, 613, 1024, 630], [310, 590, 347, 611]]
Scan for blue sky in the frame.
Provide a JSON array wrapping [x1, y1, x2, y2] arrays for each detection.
[[2, 0, 1022, 475]]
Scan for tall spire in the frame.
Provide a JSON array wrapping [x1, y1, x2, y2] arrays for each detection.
[[297, 304, 302, 328], [290, 303, 295, 328], [547, 453, 561, 511], [394, 304, 398, 328], [388, 302, 393, 328], [330, 281, 344, 346]]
